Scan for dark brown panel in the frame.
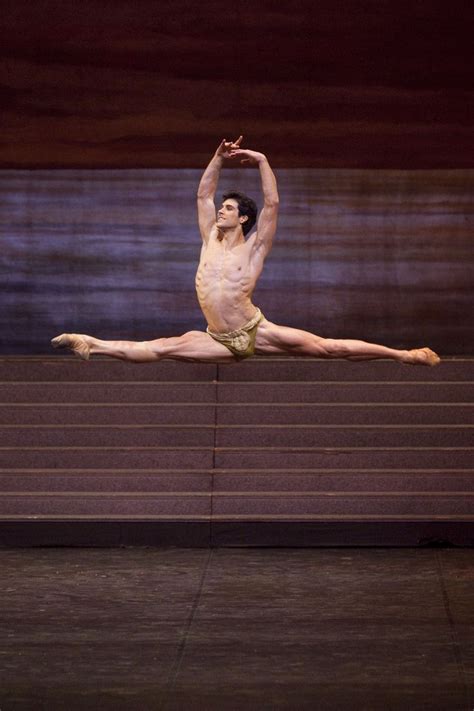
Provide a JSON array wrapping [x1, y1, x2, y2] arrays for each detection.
[[0, 1, 472, 168], [0, 521, 472, 546], [210, 521, 474, 546]]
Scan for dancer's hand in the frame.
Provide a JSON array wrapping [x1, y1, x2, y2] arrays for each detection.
[[215, 135, 243, 159], [229, 148, 266, 165]]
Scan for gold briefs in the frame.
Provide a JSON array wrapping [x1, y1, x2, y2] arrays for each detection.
[[206, 308, 264, 360]]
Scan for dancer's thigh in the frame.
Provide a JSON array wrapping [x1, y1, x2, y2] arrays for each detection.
[[255, 319, 325, 356], [148, 330, 236, 362]]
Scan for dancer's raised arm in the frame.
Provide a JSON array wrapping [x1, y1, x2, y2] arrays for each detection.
[[197, 136, 242, 242], [230, 147, 279, 255]]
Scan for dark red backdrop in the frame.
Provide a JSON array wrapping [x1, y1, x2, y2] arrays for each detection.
[[1, 0, 472, 168]]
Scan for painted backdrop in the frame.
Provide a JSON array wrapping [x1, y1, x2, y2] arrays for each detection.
[[1, 168, 472, 355], [1, 0, 472, 169]]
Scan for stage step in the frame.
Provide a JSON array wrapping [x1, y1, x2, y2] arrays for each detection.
[[0, 356, 473, 546]]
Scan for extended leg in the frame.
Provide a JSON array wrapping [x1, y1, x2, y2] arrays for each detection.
[[255, 320, 440, 365], [51, 331, 236, 363]]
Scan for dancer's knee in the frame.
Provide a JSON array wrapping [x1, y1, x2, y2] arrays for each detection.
[[139, 340, 164, 361], [321, 338, 350, 358], [145, 332, 197, 360], [123, 340, 162, 362]]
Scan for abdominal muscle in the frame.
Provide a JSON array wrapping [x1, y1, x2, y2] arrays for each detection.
[[195, 242, 260, 333]]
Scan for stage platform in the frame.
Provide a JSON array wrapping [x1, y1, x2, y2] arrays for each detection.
[[1, 547, 472, 709], [0, 356, 473, 547]]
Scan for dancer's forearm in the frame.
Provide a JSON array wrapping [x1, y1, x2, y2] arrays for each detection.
[[197, 152, 223, 200], [258, 156, 279, 207]]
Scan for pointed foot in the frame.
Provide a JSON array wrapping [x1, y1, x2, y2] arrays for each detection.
[[51, 333, 91, 360], [404, 347, 440, 367]]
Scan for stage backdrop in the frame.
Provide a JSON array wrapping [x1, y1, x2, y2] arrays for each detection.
[[1, 0, 472, 170], [1, 168, 472, 355]]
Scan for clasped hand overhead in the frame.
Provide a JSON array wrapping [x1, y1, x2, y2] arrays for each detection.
[[216, 136, 265, 165]]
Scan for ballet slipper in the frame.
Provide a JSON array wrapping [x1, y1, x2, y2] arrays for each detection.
[[51, 333, 91, 360], [404, 348, 440, 367]]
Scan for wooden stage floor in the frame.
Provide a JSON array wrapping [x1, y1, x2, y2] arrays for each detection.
[[1, 547, 472, 710]]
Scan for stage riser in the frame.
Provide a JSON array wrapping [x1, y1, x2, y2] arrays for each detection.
[[0, 357, 472, 544], [1, 471, 473, 493], [2, 426, 472, 448], [1, 449, 473, 470], [2, 427, 216, 447], [0, 496, 210, 517], [216, 428, 472, 447], [218, 360, 474, 382], [2, 382, 473, 403], [213, 472, 474, 493], [2, 405, 216, 425], [2, 404, 472, 426], [0, 383, 216, 403], [216, 384, 474, 403], [0, 361, 216, 382], [215, 451, 473, 469], [0, 472, 213, 492], [0, 450, 213, 469], [1, 359, 471, 381], [0, 495, 471, 517], [217, 406, 473, 426]]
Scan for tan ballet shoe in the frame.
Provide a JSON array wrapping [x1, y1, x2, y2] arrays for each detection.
[[51, 333, 91, 360], [405, 347, 440, 367]]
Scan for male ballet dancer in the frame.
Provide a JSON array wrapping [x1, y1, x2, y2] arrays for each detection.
[[52, 137, 440, 366]]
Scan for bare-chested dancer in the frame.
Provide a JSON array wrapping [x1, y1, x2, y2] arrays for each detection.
[[52, 136, 440, 366]]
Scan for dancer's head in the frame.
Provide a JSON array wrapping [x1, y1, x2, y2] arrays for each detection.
[[221, 191, 257, 236]]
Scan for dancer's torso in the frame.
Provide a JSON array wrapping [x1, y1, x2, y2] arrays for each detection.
[[195, 232, 264, 333]]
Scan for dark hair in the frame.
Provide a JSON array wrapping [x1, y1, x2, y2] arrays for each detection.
[[222, 191, 257, 236]]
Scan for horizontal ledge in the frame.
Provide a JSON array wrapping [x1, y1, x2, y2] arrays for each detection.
[[215, 446, 474, 452], [0, 491, 210, 497], [0, 515, 471, 522], [0, 515, 211, 521], [0, 468, 217, 474], [0, 381, 213, 387], [1, 380, 470, 385], [1, 402, 473, 407], [217, 468, 473, 474], [1, 467, 472, 474], [2, 424, 473, 429], [211, 514, 474, 521], [1, 491, 472, 498], [1, 424, 210, 430], [214, 491, 474, 497], [0, 446, 212, 451], [1, 446, 473, 451]]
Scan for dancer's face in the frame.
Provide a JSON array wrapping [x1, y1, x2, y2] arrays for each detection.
[[217, 199, 247, 231]]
